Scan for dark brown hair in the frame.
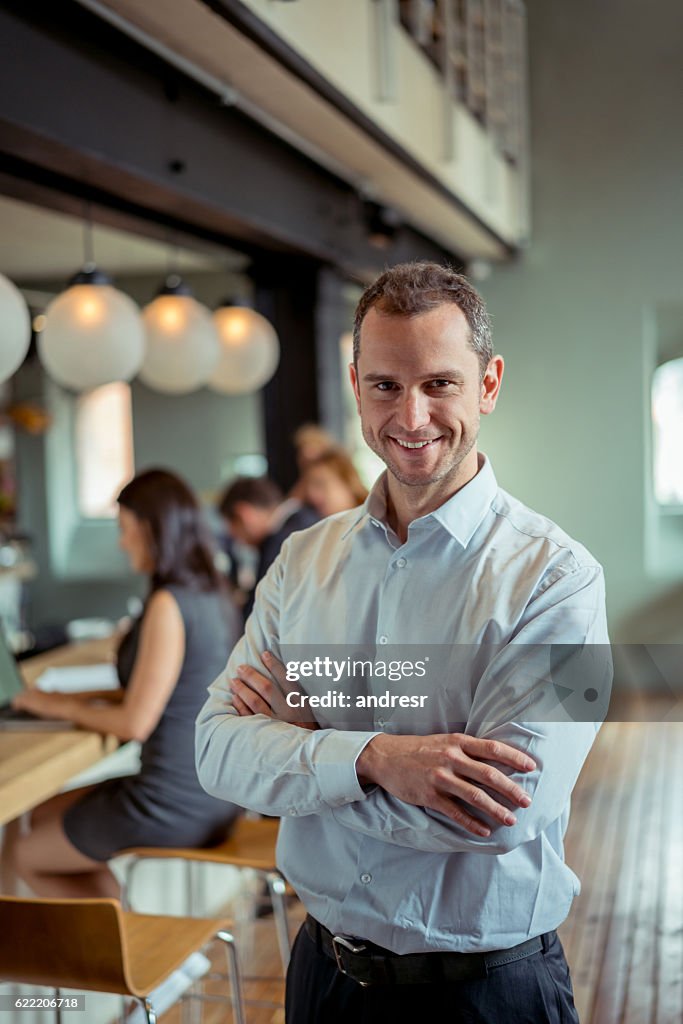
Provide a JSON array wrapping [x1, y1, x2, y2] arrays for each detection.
[[217, 476, 283, 520], [117, 468, 224, 593], [353, 261, 493, 376], [305, 450, 368, 507]]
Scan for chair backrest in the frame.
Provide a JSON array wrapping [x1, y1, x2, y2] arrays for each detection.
[[0, 896, 130, 994]]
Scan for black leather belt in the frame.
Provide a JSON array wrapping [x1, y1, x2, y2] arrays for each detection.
[[305, 914, 548, 987]]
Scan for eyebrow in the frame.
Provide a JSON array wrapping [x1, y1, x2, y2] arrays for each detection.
[[362, 370, 466, 382]]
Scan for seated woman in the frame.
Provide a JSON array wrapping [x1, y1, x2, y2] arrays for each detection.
[[11, 468, 242, 898], [302, 449, 368, 518]]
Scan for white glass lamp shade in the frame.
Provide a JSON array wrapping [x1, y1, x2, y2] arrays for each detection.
[[38, 284, 145, 391], [0, 273, 31, 383], [208, 306, 280, 395], [139, 295, 220, 394]]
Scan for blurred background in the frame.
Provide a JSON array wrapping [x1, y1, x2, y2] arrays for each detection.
[[1, 4, 683, 1023], [2, 0, 681, 653], [1, 0, 682, 651]]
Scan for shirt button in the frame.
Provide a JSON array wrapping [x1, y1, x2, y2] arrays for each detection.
[[287, 807, 297, 816], [360, 873, 372, 884], [377, 717, 385, 728], [395, 557, 407, 568], [378, 635, 388, 644]]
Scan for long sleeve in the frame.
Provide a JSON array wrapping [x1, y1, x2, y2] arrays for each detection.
[[330, 564, 611, 854], [195, 541, 377, 816]]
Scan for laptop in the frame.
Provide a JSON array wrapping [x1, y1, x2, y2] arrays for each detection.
[[0, 630, 75, 730]]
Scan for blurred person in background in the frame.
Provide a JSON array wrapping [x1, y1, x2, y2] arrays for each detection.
[[289, 422, 339, 502], [218, 475, 318, 620], [303, 448, 368, 518], [292, 422, 338, 474], [10, 468, 242, 898]]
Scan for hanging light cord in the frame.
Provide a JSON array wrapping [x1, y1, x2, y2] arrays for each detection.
[[82, 202, 95, 270]]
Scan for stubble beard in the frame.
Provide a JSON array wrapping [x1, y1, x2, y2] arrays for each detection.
[[361, 422, 479, 489]]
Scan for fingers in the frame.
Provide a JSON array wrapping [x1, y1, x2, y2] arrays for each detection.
[[458, 757, 532, 809], [230, 677, 273, 717], [262, 650, 308, 705], [430, 766, 520, 828], [451, 778, 519, 827], [235, 663, 273, 703], [12, 692, 37, 712], [261, 651, 287, 687], [431, 796, 491, 838], [231, 691, 253, 717], [460, 735, 536, 773]]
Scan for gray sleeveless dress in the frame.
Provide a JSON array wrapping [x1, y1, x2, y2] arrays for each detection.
[[63, 583, 242, 861]]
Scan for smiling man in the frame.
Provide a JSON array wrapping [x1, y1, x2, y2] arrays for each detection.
[[196, 262, 610, 1024]]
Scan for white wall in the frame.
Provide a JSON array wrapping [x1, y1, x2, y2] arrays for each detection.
[[478, 0, 683, 639], [240, 0, 526, 245]]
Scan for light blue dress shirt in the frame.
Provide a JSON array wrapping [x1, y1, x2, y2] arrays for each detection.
[[196, 455, 610, 954]]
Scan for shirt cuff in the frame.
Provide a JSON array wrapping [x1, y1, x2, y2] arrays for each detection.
[[314, 730, 377, 807]]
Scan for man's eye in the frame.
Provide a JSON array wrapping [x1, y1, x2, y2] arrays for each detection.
[[428, 379, 452, 388], [376, 381, 397, 392]]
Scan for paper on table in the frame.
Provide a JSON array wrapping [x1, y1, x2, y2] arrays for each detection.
[[36, 663, 119, 693]]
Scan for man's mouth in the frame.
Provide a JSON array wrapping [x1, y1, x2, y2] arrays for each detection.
[[390, 436, 442, 449]]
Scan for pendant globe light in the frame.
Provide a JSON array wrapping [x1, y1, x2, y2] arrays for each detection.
[[208, 301, 280, 395], [38, 211, 145, 392], [0, 272, 31, 384], [139, 275, 220, 394]]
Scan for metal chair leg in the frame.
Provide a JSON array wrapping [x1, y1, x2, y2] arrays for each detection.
[[181, 972, 203, 1024], [186, 859, 199, 917], [138, 997, 157, 1024], [216, 930, 245, 1024], [265, 871, 291, 971], [121, 856, 140, 912]]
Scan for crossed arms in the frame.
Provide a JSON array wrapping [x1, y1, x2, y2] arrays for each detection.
[[195, 549, 609, 856]]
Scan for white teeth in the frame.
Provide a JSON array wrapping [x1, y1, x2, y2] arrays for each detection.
[[394, 438, 435, 449]]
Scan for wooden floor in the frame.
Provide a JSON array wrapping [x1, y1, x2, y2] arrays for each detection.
[[161, 715, 683, 1024], [558, 717, 683, 1024], [162, 899, 305, 1024]]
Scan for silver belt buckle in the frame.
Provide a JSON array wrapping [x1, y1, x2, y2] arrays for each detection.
[[332, 934, 369, 985]]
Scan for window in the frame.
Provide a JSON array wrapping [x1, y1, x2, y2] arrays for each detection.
[[339, 331, 384, 489], [75, 382, 134, 518], [652, 357, 683, 506]]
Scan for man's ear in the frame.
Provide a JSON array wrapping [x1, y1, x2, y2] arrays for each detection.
[[349, 362, 361, 414], [480, 355, 504, 415]]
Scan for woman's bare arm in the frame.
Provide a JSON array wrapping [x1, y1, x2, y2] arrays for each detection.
[[12, 591, 185, 741]]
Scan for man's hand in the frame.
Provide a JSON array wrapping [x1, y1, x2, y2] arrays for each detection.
[[230, 652, 319, 730], [356, 732, 535, 837]]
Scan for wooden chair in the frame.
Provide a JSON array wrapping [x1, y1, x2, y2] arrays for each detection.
[[0, 895, 245, 1024], [119, 817, 292, 974]]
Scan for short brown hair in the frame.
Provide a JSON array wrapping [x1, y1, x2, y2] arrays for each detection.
[[353, 261, 493, 376], [218, 476, 282, 520]]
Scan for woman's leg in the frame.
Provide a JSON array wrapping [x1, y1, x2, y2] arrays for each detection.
[[13, 786, 121, 899]]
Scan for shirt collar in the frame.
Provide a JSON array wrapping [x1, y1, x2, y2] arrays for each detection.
[[342, 453, 498, 548]]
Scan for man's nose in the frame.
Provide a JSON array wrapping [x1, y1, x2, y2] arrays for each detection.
[[395, 390, 431, 432]]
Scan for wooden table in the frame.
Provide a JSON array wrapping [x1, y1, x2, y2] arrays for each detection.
[[0, 637, 119, 827]]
